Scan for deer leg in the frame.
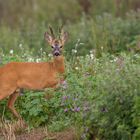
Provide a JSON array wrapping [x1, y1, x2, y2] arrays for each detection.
[[7, 90, 21, 120]]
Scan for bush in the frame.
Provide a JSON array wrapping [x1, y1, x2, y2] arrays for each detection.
[[0, 52, 140, 140]]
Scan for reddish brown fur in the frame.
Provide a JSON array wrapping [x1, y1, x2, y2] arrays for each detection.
[[0, 56, 65, 100]]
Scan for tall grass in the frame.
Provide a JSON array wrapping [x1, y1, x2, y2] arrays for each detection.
[[0, 10, 140, 57], [0, 0, 140, 26]]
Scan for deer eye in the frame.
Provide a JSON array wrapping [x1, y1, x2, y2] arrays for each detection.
[[60, 46, 63, 48], [51, 46, 54, 48]]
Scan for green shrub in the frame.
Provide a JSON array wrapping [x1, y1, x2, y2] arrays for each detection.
[[133, 127, 140, 140], [0, 51, 140, 140]]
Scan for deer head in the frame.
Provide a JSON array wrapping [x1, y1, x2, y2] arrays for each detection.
[[44, 26, 68, 56]]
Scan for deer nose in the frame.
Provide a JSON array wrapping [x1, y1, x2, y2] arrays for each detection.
[[54, 51, 60, 56]]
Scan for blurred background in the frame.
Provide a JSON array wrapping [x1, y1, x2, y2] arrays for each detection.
[[0, 0, 140, 56]]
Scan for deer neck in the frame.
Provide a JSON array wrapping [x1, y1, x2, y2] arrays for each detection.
[[53, 56, 65, 74]]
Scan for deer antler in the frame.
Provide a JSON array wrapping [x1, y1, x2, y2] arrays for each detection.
[[49, 26, 55, 38], [58, 25, 64, 39]]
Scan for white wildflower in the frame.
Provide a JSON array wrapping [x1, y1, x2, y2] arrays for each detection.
[[28, 57, 34, 62], [77, 38, 80, 42], [10, 49, 13, 54], [101, 46, 104, 50], [48, 53, 52, 57], [90, 50, 93, 54], [79, 43, 84, 45], [36, 58, 41, 63], [43, 52, 46, 55], [90, 54, 94, 60], [19, 43, 23, 48], [134, 54, 138, 57], [113, 57, 118, 62], [75, 43, 78, 47], [72, 49, 77, 53], [75, 67, 79, 70], [74, 50, 77, 53]]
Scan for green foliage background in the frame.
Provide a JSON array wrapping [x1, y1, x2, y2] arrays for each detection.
[[0, 0, 140, 56]]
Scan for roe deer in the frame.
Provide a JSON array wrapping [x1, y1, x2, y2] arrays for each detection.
[[0, 26, 68, 120]]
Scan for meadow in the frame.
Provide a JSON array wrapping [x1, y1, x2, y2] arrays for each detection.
[[0, 48, 140, 140], [0, 0, 140, 140]]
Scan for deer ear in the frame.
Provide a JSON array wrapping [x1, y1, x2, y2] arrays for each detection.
[[44, 32, 53, 45], [61, 31, 68, 43]]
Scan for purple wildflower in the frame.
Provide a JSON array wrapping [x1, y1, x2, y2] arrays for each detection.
[[76, 107, 80, 112], [61, 80, 68, 89], [62, 95, 68, 100], [64, 108, 68, 112], [72, 107, 80, 112]]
